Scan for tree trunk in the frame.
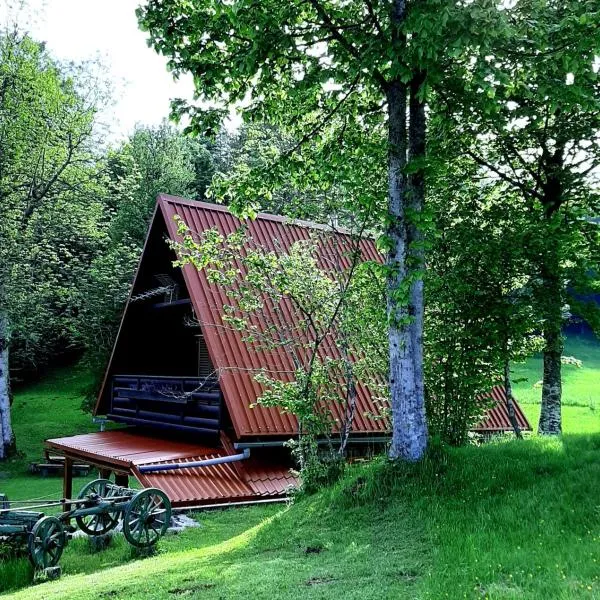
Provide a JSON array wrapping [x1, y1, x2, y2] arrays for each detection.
[[0, 311, 15, 460], [503, 359, 522, 439], [537, 146, 565, 435], [538, 254, 563, 435], [408, 71, 427, 426], [539, 319, 563, 435], [386, 72, 428, 461], [338, 336, 357, 458]]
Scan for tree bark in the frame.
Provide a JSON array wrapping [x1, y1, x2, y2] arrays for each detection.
[[539, 313, 563, 435], [538, 249, 563, 435], [386, 65, 428, 461], [408, 71, 427, 426], [338, 335, 357, 458], [539, 325, 562, 435], [536, 142, 565, 435], [503, 359, 522, 439], [0, 311, 15, 460]]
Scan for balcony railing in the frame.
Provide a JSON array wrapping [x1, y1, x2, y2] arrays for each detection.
[[108, 375, 222, 435]]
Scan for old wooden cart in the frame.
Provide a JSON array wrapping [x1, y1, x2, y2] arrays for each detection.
[[0, 479, 171, 569]]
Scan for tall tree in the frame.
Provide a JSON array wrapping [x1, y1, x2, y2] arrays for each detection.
[[0, 29, 103, 457], [106, 122, 203, 246], [425, 135, 543, 443], [438, 0, 600, 434], [137, 0, 472, 460], [210, 123, 330, 219]]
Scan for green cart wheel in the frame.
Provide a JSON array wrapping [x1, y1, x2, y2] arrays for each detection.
[[123, 488, 171, 548], [28, 516, 66, 569], [75, 478, 120, 536]]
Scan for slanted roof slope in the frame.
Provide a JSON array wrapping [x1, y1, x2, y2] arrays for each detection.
[[159, 194, 388, 438]]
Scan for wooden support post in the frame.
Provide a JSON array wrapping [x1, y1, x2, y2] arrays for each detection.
[[99, 468, 111, 480], [114, 472, 129, 487], [63, 457, 73, 514]]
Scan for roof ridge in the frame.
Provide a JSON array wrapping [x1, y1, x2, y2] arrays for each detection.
[[156, 193, 363, 238]]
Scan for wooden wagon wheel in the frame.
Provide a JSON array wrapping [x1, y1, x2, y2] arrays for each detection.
[[122, 488, 171, 548], [75, 478, 120, 536], [28, 516, 66, 569]]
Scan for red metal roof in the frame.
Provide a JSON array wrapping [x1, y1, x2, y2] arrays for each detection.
[[134, 454, 296, 505], [46, 430, 216, 469], [46, 430, 296, 507], [94, 195, 531, 440], [473, 386, 532, 432], [157, 194, 388, 439]]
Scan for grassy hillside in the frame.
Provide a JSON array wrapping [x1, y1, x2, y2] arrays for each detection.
[[1, 334, 599, 599], [4, 434, 600, 599], [512, 334, 600, 409]]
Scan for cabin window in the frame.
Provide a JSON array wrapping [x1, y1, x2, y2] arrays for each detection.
[[197, 334, 214, 378]]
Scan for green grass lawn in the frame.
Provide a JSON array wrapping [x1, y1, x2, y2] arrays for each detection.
[[0, 365, 99, 502], [513, 334, 600, 434], [1, 334, 599, 599]]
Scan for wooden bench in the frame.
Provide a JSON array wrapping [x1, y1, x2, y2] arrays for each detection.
[[30, 457, 91, 477]]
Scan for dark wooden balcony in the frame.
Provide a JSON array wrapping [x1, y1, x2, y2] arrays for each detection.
[[108, 375, 222, 435]]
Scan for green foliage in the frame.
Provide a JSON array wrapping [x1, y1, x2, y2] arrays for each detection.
[[423, 144, 544, 444], [138, 0, 600, 452], [2, 0, 598, 463], [138, 0, 392, 229], [0, 30, 313, 402], [108, 122, 206, 246], [286, 441, 346, 496], [0, 28, 108, 379], [435, 0, 600, 430], [208, 123, 361, 222]]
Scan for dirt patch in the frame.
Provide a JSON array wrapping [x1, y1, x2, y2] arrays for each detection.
[[305, 575, 337, 586], [99, 590, 122, 599], [168, 582, 216, 596], [396, 569, 419, 583], [304, 543, 325, 554]]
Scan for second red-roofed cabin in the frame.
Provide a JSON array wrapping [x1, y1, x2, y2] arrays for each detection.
[[46, 194, 531, 507]]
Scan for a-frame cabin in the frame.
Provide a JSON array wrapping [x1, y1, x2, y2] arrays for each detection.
[[47, 194, 531, 507]]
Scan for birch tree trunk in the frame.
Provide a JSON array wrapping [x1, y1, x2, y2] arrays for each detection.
[[538, 257, 563, 435], [386, 49, 428, 461], [0, 311, 15, 460], [539, 316, 563, 435]]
